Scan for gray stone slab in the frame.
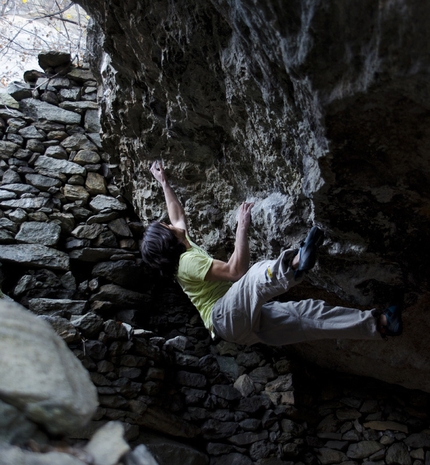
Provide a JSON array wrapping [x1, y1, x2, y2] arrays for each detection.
[[67, 68, 95, 82], [0, 108, 24, 119], [0, 229, 14, 243], [28, 298, 87, 315], [90, 194, 127, 213], [61, 133, 98, 151], [87, 133, 102, 149], [0, 141, 19, 159], [0, 244, 70, 270], [60, 88, 82, 100], [44, 145, 68, 159], [35, 155, 86, 175], [69, 247, 131, 262], [18, 125, 45, 139], [25, 173, 62, 190], [0, 197, 50, 210], [59, 100, 99, 112], [85, 109, 101, 133], [0, 189, 17, 200], [0, 183, 40, 195], [16, 221, 61, 246], [19, 98, 81, 124]]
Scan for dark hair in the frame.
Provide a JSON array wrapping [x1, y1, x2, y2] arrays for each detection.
[[140, 221, 186, 279]]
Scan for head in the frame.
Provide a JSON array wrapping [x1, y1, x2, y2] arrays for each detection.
[[140, 221, 187, 279]]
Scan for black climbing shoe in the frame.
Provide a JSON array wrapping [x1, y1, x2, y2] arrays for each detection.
[[381, 304, 403, 337], [294, 226, 324, 279]]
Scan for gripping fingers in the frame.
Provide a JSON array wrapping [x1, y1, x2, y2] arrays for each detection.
[[242, 202, 254, 215], [151, 160, 161, 171], [238, 202, 254, 228]]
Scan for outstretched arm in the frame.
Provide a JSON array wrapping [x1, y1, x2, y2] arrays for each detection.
[[150, 160, 187, 231], [205, 202, 253, 282]]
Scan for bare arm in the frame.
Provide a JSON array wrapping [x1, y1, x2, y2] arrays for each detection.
[[150, 160, 187, 231], [205, 202, 254, 282]]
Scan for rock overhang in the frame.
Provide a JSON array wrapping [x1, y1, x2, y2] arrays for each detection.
[[70, 0, 430, 391]]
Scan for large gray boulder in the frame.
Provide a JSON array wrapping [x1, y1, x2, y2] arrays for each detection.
[[0, 299, 98, 439]]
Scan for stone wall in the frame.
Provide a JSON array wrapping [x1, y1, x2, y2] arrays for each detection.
[[0, 52, 147, 323], [1, 52, 430, 465]]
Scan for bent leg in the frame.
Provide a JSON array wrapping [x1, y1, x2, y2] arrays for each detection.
[[212, 249, 301, 345], [255, 299, 380, 346]]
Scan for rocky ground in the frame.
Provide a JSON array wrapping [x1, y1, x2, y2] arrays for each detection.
[[0, 52, 430, 465]]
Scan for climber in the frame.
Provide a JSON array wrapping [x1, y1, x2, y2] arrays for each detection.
[[140, 160, 403, 346]]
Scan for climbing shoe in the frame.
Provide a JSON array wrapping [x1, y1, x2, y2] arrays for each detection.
[[381, 304, 403, 337], [294, 226, 324, 279]]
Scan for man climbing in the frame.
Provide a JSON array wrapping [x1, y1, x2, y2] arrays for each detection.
[[141, 161, 403, 346]]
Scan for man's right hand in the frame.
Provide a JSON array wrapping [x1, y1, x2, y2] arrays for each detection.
[[150, 160, 167, 185], [150, 160, 188, 232], [238, 202, 254, 231]]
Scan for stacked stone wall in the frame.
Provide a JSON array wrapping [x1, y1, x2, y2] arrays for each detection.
[[1, 53, 430, 465]]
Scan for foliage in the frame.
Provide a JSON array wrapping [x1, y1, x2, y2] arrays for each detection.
[[0, 0, 89, 87]]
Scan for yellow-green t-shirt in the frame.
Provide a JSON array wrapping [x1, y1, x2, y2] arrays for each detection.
[[176, 236, 231, 332]]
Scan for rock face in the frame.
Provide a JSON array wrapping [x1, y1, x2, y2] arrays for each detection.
[[71, 1, 430, 389]]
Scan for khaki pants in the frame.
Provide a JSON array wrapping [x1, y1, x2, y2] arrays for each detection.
[[211, 249, 380, 346]]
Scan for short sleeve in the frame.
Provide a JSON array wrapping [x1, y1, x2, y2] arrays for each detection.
[[179, 250, 213, 282]]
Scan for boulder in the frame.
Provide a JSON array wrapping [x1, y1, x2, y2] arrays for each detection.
[[0, 299, 98, 436]]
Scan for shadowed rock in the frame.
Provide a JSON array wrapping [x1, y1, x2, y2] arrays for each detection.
[[72, 0, 430, 393]]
